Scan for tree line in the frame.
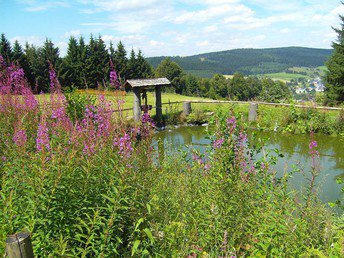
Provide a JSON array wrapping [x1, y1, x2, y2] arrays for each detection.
[[0, 32, 291, 102], [155, 58, 291, 102], [0, 33, 153, 93]]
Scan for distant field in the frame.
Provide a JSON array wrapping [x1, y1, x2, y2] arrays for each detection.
[[259, 72, 310, 81], [79, 90, 213, 110]]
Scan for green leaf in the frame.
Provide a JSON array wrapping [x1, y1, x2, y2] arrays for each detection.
[[135, 218, 144, 231], [131, 240, 140, 256], [143, 228, 154, 244]]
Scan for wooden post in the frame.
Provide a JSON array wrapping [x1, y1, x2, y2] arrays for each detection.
[[6, 233, 34, 258], [133, 88, 141, 122], [183, 102, 192, 116], [155, 86, 162, 123], [248, 103, 258, 122]]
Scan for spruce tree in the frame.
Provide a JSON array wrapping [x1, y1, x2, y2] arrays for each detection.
[[13, 40, 33, 89], [85, 35, 109, 88], [78, 36, 88, 88], [109, 41, 115, 64], [0, 33, 13, 64], [325, 5, 344, 105], [37, 39, 61, 92], [114, 41, 128, 81], [136, 50, 152, 79], [127, 48, 138, 79], [25, 43, 40, 92], [61, 36, 81, 87]]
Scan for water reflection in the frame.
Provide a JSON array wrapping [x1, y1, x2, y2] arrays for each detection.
[[155, 126, 344, 204]]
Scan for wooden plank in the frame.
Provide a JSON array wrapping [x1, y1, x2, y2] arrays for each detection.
[[125, 78, 171, 88]]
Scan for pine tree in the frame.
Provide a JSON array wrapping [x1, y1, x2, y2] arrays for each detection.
[[114, 41, 128, 81], [325, 5, 344, 105], [0, 33, 13, 64]]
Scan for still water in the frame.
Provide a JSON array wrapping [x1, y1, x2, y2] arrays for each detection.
[[155, 126, 344, 205]]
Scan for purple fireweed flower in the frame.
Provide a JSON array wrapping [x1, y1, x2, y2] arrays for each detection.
[[12, 129, 27, 147], [192, 153, 204, 164], [204, 163, 211, 171], [1, 156, 6, 161], [213, 138, 225, 149], [113, 133, 133, 159], [83, 143, 96, 156], [309, 141, 317, 150], [226, 116, 236, 132], [36, 121, 50, 152], [49, 64, 61, 94], [109, 59, 121, 89]]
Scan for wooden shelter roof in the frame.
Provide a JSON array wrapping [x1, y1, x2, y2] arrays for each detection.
[[124, 78, 171, 88]]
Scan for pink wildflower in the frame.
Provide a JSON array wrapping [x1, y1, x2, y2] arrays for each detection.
[[36, 121, 50, 152], [12, 129, 27, 147]]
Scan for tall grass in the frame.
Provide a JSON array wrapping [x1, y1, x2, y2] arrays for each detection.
[[0, 57, 343, 256]]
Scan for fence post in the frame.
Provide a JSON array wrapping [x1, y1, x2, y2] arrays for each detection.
[[183, 102, 192, 116], [248, 103, 258, 122], [6, 233, 34, 258], [133, 88, 141, 122]]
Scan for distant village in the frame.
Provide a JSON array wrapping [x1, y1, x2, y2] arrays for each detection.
[[294, 77, 325, 94]]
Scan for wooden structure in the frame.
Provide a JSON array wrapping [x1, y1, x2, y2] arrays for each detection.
[[124, 78, 171, 122], [248, 103, 258, 121], [6, 233, 34, 258]]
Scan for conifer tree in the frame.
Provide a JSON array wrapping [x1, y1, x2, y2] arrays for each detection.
[[36, 39, 61, 92], [109, 41, 115, 64], [61, 36, 81, 87], [12, 40, 33, 89], [136, 50, 153, 79], [325, 4, 344, 105], [85, 35, 109, 88], [114, 41, 128, 81], [127, 48, 138, 79], [25, 42, 40, 92], [0, 33, 13, 64], [78, 36, 88, 88]]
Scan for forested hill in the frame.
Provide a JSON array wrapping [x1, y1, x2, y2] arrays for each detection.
[[147, 47, 332, 77]]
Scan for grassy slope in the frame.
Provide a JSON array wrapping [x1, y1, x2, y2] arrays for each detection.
[[259, 72, 310, 81]]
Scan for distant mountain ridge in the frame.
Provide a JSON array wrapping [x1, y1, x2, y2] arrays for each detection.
[[146, 47, 332, 78]]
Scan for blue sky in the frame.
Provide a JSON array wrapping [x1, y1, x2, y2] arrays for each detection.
[[1, 0, 343, 57]]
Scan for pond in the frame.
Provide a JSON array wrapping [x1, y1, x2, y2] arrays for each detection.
[[155, 126, 344, 205]]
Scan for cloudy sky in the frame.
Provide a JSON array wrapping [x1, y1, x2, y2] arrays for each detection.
[[1, 0, 343, 57]]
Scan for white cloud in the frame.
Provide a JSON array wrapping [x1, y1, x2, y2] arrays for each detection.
[[78, 0, 159, 13], [64, 30, 81, 38], [280, 28, 291, 34], [203, 25, 219, 33], [197, 40, 209, 47], [9, 35, 45, 46], [174, 4, 253, 23], [17, 0, 70, 12]]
